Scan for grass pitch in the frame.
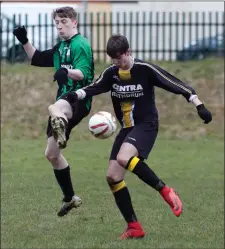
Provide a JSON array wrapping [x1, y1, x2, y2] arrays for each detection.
[[1, 136, 224, 248]]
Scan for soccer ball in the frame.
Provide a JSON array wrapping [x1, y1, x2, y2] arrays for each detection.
[[88, 111, 117, 139]]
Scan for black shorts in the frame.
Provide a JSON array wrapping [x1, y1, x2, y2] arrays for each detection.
[[46, 99, 90, 141], [110, 120, 158, 160]]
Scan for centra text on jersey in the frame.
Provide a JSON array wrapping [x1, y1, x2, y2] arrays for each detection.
[[112, 84, 143, 92]]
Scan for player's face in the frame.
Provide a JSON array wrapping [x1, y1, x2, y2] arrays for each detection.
[[111, 51, 131, 70], [54, 15, 77, 40]]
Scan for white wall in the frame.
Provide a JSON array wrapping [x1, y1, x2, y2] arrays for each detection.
[[1, 3, 82, 27], [112, 2, 224, 12], [147, 2, 224, 12]]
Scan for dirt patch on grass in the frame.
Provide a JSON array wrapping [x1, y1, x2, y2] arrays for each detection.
[[1, 58, 224, 140]]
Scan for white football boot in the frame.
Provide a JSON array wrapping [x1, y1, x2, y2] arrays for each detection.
[[57, 195, 82, 217], [51, 116, 67, 149]]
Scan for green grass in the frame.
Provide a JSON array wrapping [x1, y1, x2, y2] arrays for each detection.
[[1, 58, 224, 248], [1, 136, 224, 249], [1, 58, 224, 139]]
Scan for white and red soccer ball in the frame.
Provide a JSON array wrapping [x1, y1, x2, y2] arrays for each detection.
[[88, 111, 117, 139]]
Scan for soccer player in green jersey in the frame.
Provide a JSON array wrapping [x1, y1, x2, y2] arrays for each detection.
[[13, 7, 94, 216]]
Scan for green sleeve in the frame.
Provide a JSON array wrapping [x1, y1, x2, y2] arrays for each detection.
[[72, 43, 94, 82]]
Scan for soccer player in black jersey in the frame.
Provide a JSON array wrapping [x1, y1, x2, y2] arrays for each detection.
[[61, 34, 212, 239]]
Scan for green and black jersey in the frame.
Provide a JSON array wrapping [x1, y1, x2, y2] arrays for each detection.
[[31, 33, 94, 110]]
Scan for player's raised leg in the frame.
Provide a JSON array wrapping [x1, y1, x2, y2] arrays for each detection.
[[125, 155, 183, 217], [48, 99, 72, 149], [117, 128, 183, 217]]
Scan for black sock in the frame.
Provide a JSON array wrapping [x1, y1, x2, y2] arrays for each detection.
[[54, 166, 75, 202], [126, 157, 165, 191], [109, 180, 137, 223]]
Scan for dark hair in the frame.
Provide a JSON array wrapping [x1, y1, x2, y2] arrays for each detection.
[[52, 6, 77, 20], [106, 34, 129, 58]]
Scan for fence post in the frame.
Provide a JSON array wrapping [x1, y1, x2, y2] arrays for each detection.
[[195, 12, 199, 52], [142, 12, 146, 61], [182, 12, 186, 54], [169, 12, 172, 61], [129, 12, 133, 52], [149, 12, 152, 61], [135, 12, 139, 58], [12, 14, 16, 62], [162, 12, 166, 61], [175, 12, 179, 58], [189, 12, 192, 55], [156, 12, 159, 61], [38, 13, 41, 51], [103, 12, 107, 62]]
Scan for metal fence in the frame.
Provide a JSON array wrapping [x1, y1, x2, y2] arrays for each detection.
[[0, 11, 224, 63]]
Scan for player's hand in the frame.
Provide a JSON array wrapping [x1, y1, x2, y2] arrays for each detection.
[[61, 91, 78, 108], [13, 26, 28, 45], [54, 68, 68, 85], [196, 104, 212, 124], [62, 91, 78, 100]]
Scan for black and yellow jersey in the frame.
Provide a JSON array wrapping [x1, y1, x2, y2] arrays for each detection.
[[83, 58, 196, 128]]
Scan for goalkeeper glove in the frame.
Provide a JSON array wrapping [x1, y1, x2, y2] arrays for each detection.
[[13, 26, 28, 45], [54, 68, 68, 86], [197, 104, 212, 124], [63, 91, 78, 100]]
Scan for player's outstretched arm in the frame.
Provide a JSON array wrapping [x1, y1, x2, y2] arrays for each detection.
[[13, 26, 35, 59], [62, 66, 113, 101], [149, 63, 212, 124], [13, 25, 54, 67], [189, 95, 212, 124], [77, 66, 113, 98]]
